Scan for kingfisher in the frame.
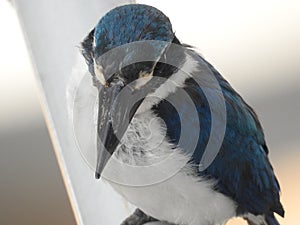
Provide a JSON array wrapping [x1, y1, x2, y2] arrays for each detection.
[[81, 4, 284, 225]]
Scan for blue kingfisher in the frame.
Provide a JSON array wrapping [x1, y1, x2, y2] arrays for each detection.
[[81, 4, 284, 225]]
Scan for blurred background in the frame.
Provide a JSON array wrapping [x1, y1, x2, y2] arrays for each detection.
[[0, 0, 299, 224]]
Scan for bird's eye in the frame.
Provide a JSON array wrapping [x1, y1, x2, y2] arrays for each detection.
[[139, 70, 152, 78], [133, 70, 153, 89]]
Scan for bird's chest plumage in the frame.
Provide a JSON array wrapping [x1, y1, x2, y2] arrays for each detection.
[[109, 171, 236, 225], [106, 111, 236, 225]]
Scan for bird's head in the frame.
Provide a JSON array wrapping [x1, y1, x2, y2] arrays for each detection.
[[82, 4, 176, 87], [81, 4, 181, 179]]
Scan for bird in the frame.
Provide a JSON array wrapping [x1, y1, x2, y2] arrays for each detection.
[[80, 4, 284, 225]]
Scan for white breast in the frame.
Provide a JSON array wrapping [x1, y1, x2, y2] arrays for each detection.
[[108, 168, 236, 225], [104, 111, 236, 225]]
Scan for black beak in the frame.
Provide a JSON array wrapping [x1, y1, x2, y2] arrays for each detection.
[[95, 81, 144, 179]]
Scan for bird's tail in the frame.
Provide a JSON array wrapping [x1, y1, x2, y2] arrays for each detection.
[[265, 213, 280, 225], [245, 213, 281, 225]]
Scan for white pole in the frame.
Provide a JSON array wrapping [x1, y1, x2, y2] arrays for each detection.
[[13, 0, 170, 224], [13, 1, 136, 225]]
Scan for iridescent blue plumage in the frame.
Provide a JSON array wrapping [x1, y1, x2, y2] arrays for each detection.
[[153, 53, 284, 223], [81, 4, 284, 225], [94, 5, 174, 58]]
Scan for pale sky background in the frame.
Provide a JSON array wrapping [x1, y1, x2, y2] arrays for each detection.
[[0, 0, 299, 225]]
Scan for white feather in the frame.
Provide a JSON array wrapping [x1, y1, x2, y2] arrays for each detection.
[[244, 214, 266, 225], [105, 111, 236, 225]]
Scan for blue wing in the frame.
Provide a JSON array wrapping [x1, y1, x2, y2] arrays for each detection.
[[152, 51, 284, 218]]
